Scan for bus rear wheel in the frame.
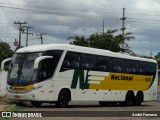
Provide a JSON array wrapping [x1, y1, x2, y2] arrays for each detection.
[[56, 91, 70, 108], [125, 91, 135, 106], [30, 101, 42, 107], [134, 92, 143, 106]]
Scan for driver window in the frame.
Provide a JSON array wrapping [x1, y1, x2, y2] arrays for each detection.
[[38, 50, 63, 82], [39, 59, 52, 81]]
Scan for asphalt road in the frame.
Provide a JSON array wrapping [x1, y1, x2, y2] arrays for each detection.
[[9, 94, 160, 120], [9, 101, 160, 120]]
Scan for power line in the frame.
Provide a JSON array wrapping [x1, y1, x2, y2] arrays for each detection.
[[2, 4, 160, 26], [1, 4, 160, 21], [0, 5, 94, 18], [7, 0, 19, 20], [0, 3, 123, 15], [2, 1, 160, 22], [0, 7, 13, 22], [2, 2, 160, 17]]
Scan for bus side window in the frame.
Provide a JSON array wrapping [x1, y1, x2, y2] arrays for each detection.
[[112, 58, 125, 73], [60, 51, 80, 71], [81, 54, 97, 71], [126, 60, 137, 74], [149, 63, 157, 75], [82, 63, 89, 70], [138, 62, 148, 75], [97, 56, 112, 72], [63, 61, 70, 68], [98, 65, 107, 71], [71, 62, 80, 69]]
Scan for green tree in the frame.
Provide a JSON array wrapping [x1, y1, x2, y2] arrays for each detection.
[[69, 29, 134, 53], [0, 41, 13, 64]]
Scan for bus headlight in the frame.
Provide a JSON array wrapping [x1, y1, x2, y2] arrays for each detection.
[[32, 85, 42, 90]]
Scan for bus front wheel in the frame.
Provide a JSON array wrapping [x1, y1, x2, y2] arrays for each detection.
[[56, 91, 70, 108]]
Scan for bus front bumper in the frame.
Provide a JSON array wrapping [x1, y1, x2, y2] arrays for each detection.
[[6, 90, 38, 101]]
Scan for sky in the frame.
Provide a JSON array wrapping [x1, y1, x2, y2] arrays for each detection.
[[0, 0, 160, 57]]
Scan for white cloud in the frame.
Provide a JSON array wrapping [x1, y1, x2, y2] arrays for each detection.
[[134, 0, 160, 11], [46, 25, 70, 33], [74, 27, 98, 36]]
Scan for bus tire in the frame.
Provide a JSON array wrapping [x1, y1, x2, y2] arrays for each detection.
[[56, 91, 70, 108], [30, 101, 42, 107], [125, 91, 135, 106], [134, 92, 143, 106]]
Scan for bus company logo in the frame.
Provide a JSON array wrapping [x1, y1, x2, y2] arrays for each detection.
[[2, 112, 11, 117], [71, 70, 107, 89], [111, 74, 133, 81], [71, 70, 89, 89]]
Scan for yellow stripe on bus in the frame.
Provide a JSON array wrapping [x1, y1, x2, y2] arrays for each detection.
[[12, 84, 34, 91], [89, 72, 153, 91]]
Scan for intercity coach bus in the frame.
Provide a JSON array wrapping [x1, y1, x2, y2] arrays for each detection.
[[5, 44, 158, 107]]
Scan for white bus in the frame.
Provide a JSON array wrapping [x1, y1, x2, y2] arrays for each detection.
[[5, 44, 158, 107]]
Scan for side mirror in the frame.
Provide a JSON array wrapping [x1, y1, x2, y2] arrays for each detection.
[[34, 56, 53, 69], [1, 58, 11, 71]]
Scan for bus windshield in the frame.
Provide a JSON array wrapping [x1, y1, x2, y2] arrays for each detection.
[[7, 52, 42, 85]]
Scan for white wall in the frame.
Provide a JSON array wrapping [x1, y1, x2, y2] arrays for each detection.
[[0, 71, 8, 96]]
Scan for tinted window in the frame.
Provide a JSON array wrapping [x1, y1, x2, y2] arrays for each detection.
[[38, 50, 63, 81], [148, 63, 157, 75], [61, 52, 80, 71], [138, 62, 148, 74], [112, 58, 125, 73], [81, 54, 96, 70], [126, 60, 137, 74], [97, 56, 112, 72]]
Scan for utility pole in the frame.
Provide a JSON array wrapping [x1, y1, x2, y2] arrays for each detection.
[[22, 26, 34, 46], [14, 21, 27, 47], [37, 33, 46, 44], [103, 20, 104, 33], [120, 8, 127, 50], [149, 40, 152, 58]]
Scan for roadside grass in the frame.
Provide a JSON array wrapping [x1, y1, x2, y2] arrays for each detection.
[[0, 96, 18, 120], [0, 104, 18, 120], [0, 95, 8, 102], [0, 96, 16, 104]]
